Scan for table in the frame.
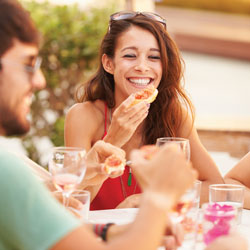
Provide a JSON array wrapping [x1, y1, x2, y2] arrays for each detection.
[[239, 209, 250, 247], [89, 208, 250, 249]]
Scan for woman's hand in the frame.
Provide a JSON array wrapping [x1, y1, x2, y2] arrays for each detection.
[[116, 194, 141, 208], [104, 94, 149, 147], [79, 141, 126, 189]]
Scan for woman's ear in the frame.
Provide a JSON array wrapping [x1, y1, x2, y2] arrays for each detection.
[[102, 54, 114, 75]]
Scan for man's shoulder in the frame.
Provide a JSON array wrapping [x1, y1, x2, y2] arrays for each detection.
[[0, 149, 27, 176], [0, 149, 17, 163]]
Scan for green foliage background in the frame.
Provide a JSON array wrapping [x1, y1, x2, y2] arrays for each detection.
[[20, 0, 116, 164], [156, 0, 250, 16]]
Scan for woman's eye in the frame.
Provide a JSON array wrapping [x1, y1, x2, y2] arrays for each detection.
[[149, 55, 161, 60], [123, 54, 136, 58]]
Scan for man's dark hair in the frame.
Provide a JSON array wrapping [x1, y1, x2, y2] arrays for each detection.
[[0, 0, 40, 58]]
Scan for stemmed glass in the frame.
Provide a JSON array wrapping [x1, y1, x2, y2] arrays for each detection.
[[156, 137, 197, 222], [49, 147, 87, 207], [156, 137, 190, 161]]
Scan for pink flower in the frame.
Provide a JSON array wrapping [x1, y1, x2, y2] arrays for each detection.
[[203, 203, 236, 245]]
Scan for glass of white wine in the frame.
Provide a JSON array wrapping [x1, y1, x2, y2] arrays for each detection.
[[156, 137, 201, 249], [156, 137, 190, 161], [49, 147, 86, 207], [156, 137, 195, 220]]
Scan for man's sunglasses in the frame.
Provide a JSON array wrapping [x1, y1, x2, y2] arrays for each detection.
[[109, 11, 167, 30], [0, 57, 42, 74]]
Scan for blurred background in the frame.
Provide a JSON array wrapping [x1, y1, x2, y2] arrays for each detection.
[[1, 0, 250, 175]]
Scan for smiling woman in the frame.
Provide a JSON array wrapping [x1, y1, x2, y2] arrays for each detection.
[[64, 11, 224, 210]]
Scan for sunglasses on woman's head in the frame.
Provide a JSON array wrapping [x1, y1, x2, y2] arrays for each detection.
[[109, 11, 167, 31]]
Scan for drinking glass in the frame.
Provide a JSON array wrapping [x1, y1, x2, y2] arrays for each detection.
[[171, 180, 201, 223], [209, 184, 245, 224], [156, 137, 190, 161], [201, 202, 237, 246], [178, 180, 202, 249], [156, 137, 195, 219], [49, 147, 86, 207], [156, 137, 201, 249], [70, 190, 90, 221]]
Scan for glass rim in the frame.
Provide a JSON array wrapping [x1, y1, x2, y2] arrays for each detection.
[[209, 184, 245, 190], [156, 137, 189, 142], [52, 146, 86, 152]]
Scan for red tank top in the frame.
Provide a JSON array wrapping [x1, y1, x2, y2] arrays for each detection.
[[90, 103, 142, 210]]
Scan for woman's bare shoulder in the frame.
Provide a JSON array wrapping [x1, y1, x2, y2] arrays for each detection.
[[65, 101, 106, 147], [65, 101, 106, 136], [66, 101, 105, 122]]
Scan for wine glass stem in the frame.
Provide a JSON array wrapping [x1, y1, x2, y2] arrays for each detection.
[[63, 192, 70, 207]]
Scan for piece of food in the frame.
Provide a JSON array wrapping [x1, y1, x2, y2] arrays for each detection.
[[140, 145, 159, 160], [104, 154, 125, 174], [130, 85, 158, 107]]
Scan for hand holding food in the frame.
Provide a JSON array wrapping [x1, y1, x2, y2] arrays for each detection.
[[103, 94, 149, 147], [130, 85, 158, 107], [131, 144, 197, 204], [104, 86, 158, 147], [104, 154, 126, 174], [79, 141, 125, 188]]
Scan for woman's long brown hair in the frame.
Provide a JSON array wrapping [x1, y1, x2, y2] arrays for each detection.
[[75, 15, 194, 145]]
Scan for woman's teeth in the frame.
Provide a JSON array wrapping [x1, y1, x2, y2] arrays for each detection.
[[128, 78, 151, 86]]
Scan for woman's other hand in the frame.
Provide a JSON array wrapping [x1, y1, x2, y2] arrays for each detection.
[[79, 140, 126, 188]]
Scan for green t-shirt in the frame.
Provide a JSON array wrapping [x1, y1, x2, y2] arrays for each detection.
[[0, 150, 81, 250]]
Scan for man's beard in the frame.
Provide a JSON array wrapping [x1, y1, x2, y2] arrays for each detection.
[[0, 105, 30, 136]]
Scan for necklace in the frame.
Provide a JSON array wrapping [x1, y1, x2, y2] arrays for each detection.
[[119, 168, 138, 199], [109, 107, 138, 199]]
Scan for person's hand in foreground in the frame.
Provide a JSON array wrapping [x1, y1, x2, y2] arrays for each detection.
[[205, 233, 248, 250], [129, 144, 197, 249], [131, 144, 198, 201], [79, 140, 126, 189], [162, 218, 184, 250]]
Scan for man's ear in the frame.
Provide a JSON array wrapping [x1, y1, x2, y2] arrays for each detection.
[[102, 54, 114, 75]]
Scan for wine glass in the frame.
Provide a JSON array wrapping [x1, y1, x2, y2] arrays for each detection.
[[49, 147, 86, 207], [156, 137, 197, 222], [156, 137, 190, 161]]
